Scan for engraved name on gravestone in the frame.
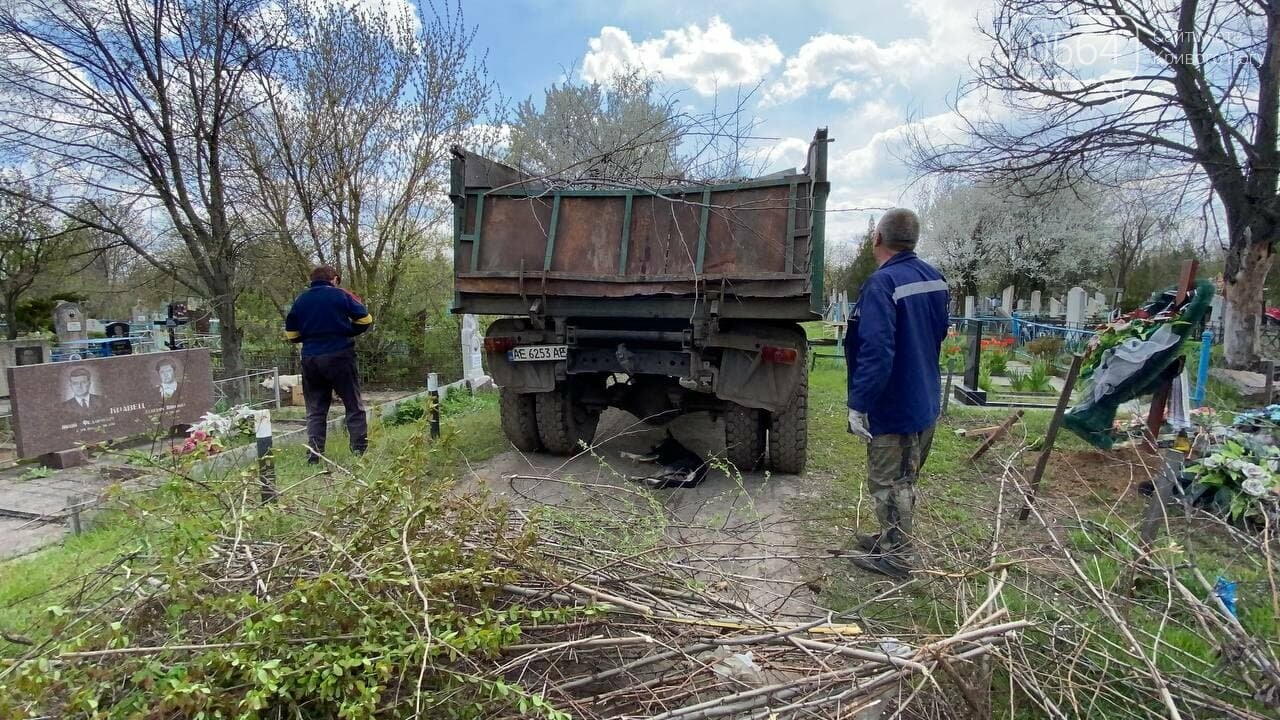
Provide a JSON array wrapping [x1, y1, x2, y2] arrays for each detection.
[[54, 301, 88, 343], [7, 348, 214, 458]]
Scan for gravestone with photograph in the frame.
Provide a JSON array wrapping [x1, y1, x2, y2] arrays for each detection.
[[7, 348, 214, 466], [105, 321, 133, 356], [54, 301, 88, 344], [0, 339, 52, 397]]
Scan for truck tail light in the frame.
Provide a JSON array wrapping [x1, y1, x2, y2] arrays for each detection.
[[484, 337, 515, 353], [762, 345, 798, 364]]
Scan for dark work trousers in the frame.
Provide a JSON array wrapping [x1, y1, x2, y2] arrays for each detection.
[[301, 347, 368, 459]]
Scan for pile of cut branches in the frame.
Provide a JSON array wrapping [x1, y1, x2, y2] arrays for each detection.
[[0, 437, 1019, 719]]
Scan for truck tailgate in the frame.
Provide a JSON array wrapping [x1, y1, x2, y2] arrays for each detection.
[[451, 129, 829, 315]]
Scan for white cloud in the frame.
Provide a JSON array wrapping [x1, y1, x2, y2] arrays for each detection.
[[764, 0, 989, 106], [765, 33, 934, 105], [851, 99, 902, 132], [581, 17, 783, 96]]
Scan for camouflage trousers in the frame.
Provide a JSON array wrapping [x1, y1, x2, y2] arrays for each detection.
[[865, 427, 935, 555]]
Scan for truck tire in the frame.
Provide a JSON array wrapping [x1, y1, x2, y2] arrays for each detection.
[[536, 384, 600, 455], [499, 388, 542, 452], [769, 369, 808, 474], [724, 402, 766, 471]]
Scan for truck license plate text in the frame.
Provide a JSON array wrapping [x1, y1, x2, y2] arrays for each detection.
[[509, 345, 568, 362]]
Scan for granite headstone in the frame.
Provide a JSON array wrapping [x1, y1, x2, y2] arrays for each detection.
[[955, 320, 986, 405], [0, 339, 52, 397], [1066, 287, 1087, 326], [7, 348, 214, 459], [54, 301, 88, 343]]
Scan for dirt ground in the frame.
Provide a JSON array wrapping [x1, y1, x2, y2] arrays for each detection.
[[458, 408, 840, 620]]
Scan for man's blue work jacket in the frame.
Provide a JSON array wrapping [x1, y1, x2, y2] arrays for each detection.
[[285, 281, 374, 357], [843, 251, 950, 436]]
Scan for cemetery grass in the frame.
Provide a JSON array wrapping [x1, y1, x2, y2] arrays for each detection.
[[0, 391, 503, 658], [803, 363, 1277, 717]]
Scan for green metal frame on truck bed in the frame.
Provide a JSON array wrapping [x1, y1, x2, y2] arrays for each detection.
[[451, 128, 830, 321]]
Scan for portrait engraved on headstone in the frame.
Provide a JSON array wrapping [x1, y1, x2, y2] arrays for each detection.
[[61, 365, 107, 424], [153, 356, 185, 406], [15, 346, 43, 366]]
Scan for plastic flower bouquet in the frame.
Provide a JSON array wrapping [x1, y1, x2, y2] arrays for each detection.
[[1187, 438, 1280, 523]]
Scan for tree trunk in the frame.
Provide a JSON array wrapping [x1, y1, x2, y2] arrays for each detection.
[[1222, 235, 1274, 369], [3, 303, 16, 340], [214, 297, 247, 403]]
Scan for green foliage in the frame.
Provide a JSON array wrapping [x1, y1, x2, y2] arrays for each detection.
[[2, 415, 578, 718], [1025, 336, 1064, 358], [978, 368, 993, 393], [14, 292, 86, 335], [983, 348, 1010, 376], [389, 397, 427, 426], [1025, 359, 1054, 393], [18, 466, 53, 481], [826, 220, 878, 300], [1007, 368, 1029, 392], [939, 333, 964, 372]]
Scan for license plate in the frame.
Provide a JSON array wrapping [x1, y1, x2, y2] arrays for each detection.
[[509, 345, 568, 362]]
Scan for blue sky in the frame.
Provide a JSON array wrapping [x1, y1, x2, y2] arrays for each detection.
[[457, 0, 994, 251]]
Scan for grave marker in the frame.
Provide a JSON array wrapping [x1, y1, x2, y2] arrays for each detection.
[[1001, 285, 1015, 315], [7, 348, 214, 462], [956, 321, 987, 405], [1066, 287, 1087, 326], [461, 314, 485, 382], [1030, 291, 1042, 316], [54, 301, 88, 344]]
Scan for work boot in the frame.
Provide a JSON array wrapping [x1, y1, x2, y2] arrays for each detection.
[[848, 552, 912, 579], [855, 532, 883, 553]]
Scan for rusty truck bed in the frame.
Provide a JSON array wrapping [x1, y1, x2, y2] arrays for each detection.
[[451, 128, 829, 320]]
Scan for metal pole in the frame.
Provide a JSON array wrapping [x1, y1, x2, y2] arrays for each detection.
[[1020, 353, 1084, 523], [1266, 360, 1276, 406], [428, 372, 441, 439], [66, 495, 82, 535], [1193, 331, 1212, 407], [272, 367, 281, 409], [255, 410, 276, 504], [941, 367, 954, 416]]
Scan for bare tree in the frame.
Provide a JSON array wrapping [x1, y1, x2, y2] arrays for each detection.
[[234, 0, 498, 324], [0, 0, 288, 394], [910, 0, 1278, 367], [1105, 184, 1180, 293]]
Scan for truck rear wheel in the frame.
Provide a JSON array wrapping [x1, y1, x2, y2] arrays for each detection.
[[536, 383, 600, 455], [499, 388, 542, 452], [724, 402, 766, 472], [769, 369, 808, 474]]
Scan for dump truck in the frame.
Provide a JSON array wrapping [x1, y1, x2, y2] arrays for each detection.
[[449, 128, 829, 473]]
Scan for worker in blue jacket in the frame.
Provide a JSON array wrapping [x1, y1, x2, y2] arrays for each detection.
[[843, 208, 950, 578], [285, 266, 374, 463]]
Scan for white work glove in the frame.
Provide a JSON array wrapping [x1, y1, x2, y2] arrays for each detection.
[[848, 409, 872, 441]]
